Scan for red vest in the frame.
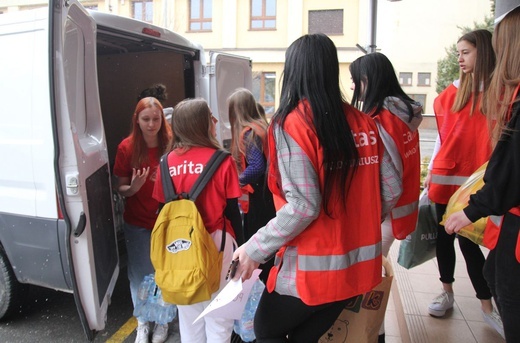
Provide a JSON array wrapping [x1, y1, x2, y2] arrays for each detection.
[[429, 83, 491, 204], [374, 109, 421, 239], [266, 101, 382, 305], [485, 207, 520, 263]]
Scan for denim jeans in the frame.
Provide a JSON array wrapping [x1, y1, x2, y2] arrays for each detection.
[[483, 213, 520, 342], [123, 222, 155, 316]]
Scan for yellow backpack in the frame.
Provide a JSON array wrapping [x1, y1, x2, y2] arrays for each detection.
[[151, 150, 228, 305]]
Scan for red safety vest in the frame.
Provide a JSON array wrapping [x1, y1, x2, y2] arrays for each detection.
[[429, 83, 492, 204], [485, 207, 520, 263], [237, 124, 268, 214], [374, 109, 421, 239], [266, 101, 382, 305]]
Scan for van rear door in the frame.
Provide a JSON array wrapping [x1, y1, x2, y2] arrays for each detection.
[[51, 1, 118, 339], [208, 52, 253, 149]]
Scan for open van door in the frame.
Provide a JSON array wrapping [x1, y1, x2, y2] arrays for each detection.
[[51, 1, 119, 339], [208, 52, 253, 149]]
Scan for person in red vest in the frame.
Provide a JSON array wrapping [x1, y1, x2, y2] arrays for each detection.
[[350, 52, 423, 343], [227, 88, 276, 281], [445, 6, 520, 342], [230, 33, 402, 342], [424, 29, 503, 336]]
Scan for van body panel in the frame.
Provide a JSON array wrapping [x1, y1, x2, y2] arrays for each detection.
[[53, 1, 119, 333], [0, 8, 57, 219], [0, 213, 71, 290], [209, 52, 253, 149]]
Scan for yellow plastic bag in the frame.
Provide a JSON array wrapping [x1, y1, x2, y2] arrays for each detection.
[[441, 161, 488, 246]]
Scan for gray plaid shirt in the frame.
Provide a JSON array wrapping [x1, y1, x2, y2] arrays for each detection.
[[244, 124, 402, 297]]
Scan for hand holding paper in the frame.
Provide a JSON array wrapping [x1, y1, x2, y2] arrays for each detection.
[[193, 269, 262, 324]]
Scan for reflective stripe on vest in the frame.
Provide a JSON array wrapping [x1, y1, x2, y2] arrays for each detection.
[[299, 242, 381, 271], [489, 215, 503, 227], [392, 200, 419, 219], [430, 174, 468, 186]]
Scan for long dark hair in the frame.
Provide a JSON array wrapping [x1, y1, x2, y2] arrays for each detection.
[[350, 52, 416, 121], [272, 33, 359, 215]]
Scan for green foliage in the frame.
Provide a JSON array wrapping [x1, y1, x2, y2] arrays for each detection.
[[435, 16, 495, 94]]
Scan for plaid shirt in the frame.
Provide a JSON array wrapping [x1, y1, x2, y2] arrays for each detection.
[[245, 124, 402, 297]]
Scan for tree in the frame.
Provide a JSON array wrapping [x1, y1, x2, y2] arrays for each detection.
[[435, 16, 495, 93]]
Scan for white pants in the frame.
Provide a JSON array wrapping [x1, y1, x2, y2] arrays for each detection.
[[380, 217, 395, 335], [177, 229, 236, 343]]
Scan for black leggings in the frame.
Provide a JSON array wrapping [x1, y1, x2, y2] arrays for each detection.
[[435, 203, 492, 299], [254, 288, 348, 343]]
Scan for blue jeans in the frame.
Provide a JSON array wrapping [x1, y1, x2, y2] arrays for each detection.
[[483, 213, 520, 342], [123, 223, 155, 316]]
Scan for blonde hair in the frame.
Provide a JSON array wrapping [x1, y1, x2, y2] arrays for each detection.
[[482, 7, 520, 144], [227, 88, 268, 171], [168, 98, 221, 151]]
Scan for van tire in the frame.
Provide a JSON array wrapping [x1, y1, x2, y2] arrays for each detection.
[[0, 246, 23, 320]]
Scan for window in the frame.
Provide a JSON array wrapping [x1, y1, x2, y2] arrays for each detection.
[[399, 72, 412, 86], [308, 10, 343, 35], [252, 72, 276, 118], [190, 0, 212, 31], [417, 72, 431, 86], [133, 0, 153, 23], [409, 94, 426, 107], [250, 0, 276, 30]]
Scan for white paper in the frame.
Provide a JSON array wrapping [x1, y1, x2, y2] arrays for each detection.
[[193, 269, 262, 324]]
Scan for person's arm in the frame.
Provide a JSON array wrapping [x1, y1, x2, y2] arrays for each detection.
[[464, 108, 520, 220], [379, 146, 403, 221], [445, 104, 520, 233], [233, 124, 321, 280], [117, 167, 150, 197], [375, 122, 403, 220], [239, 135, 266, 186], [224, 198, 244, 245], [424, 134, 440, 189]]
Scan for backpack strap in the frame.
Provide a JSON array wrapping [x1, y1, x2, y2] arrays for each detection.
[[188, 149, 230, 252], [188, 149, 230, 201], [159, 152, 178, 203]]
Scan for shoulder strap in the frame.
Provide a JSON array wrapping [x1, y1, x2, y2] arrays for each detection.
[[189, 149, 230, 252], [160, 153, 178, 203], [189, 150, 230, 202]]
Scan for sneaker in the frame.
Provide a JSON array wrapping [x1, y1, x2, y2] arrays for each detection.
[[151, 323, 169, 343], [482, 309, 505, 339], [428, 290, 454, 317], [135, 322, 150, 343]]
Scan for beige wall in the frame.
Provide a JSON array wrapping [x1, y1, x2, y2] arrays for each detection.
[[5, 0, 492, 113]]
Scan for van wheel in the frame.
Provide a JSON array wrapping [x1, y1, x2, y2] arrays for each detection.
[[0, 247, 23, 320]]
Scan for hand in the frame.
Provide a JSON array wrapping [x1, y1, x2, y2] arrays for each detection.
[[444, 210, 471, 235], [423, 170, 432, 190], [231, 245, 260, 282], [130, 167, 150, 192]]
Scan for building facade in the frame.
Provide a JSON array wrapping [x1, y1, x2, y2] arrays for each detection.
[[1, 0, 492, 115]]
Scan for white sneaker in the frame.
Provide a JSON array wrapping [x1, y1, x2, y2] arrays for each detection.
[[135, 322, 150, 343], [482, 309, 505, 339], [428, 291, 454, 317], [152, 323, 169, 343]]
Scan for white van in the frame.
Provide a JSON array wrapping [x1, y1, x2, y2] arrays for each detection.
[[0, 1, 251, 339]]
